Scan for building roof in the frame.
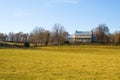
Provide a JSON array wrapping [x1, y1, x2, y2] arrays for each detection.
[[67, 34, 75, 38], [75, 31, 92, 35]]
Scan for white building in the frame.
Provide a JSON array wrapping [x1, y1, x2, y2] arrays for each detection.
[[68, 31, 92, 43]]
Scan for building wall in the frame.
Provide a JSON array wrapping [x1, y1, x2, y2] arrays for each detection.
[[75, 38, 91, 43], [67, 31, 92, 43]]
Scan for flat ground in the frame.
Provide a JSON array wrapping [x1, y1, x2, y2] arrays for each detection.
[[0, 45, 120, 80]]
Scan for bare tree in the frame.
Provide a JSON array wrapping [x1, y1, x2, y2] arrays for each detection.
[[14, 32, 24, 43], [41, 30, 50, 46], [108, 33, 114, 44], [8, 32, 15, 42], [93, 24, 110, 44], [23, 33, 29, 42], [114, 31, 120, 44], [30, 27, 45, 47], [51, 24, 68, 45], [0, 33, 6, 42]]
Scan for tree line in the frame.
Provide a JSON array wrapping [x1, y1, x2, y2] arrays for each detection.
[[0, 24, 68, 47], [93, 24, 120, 45], [0, 24, 120, 47]]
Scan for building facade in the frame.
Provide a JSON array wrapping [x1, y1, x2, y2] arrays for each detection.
[[68, 31, 92, 43]]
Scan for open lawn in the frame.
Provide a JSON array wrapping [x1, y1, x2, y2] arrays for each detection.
[[0, 46, 120, 80]]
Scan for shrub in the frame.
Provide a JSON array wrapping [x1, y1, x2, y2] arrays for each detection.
[[24, 42, 30, 47]]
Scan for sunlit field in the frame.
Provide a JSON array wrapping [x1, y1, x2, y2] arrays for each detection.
[[0, 45, 120, 80]]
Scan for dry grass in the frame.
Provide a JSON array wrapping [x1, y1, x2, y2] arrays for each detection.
[[0, 45, 120, 80]]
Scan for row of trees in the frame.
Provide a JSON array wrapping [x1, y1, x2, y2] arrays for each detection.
[[0, 24, 120, 46], [30, 24, 68, 46], [0, 24, 68, 46], [93, 24, 120, 44]]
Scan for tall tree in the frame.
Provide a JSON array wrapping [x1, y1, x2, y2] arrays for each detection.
[[114, 31, 120, 44], [8, 32, 15, 42], [30, 27, 45, 47], [93, 24, 110, 43], [41, 30, 50, 46], [0, 33, 5, 42], [51, 24, 68, 45], [14, 32, 24, 43]]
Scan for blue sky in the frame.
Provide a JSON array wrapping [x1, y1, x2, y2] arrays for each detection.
[[0, 0, 120, 34]]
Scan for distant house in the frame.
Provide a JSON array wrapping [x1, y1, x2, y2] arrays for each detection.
[[68, 31, 92, 43], [67, 34, 75, 43]]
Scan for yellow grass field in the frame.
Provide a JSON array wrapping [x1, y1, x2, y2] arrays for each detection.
[[0, 46, 120, 80]]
